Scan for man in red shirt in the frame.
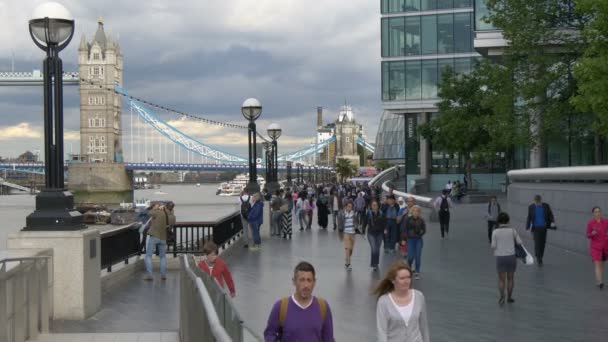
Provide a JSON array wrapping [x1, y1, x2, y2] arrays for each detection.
[[198, 241, 236, 297]]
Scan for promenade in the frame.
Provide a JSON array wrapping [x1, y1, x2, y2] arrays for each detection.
[[226, 200, 608, 342], [34, 200, 608, 342]]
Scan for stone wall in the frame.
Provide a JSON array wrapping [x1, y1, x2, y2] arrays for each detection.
[[68, 163, 133, 207], [507, 182, 608, 256]]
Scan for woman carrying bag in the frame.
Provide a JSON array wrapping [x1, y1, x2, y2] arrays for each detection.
[[491, 212, 522, 305]]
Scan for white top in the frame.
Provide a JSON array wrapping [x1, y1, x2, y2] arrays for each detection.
[[291, 295, 313, 310], [343, 211, 355, 234], [333, 196, 339, 210], [389, 293, 415, 327]]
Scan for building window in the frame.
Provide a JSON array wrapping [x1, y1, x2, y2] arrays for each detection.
[[88, 135, 107, 154], [88, 96, 105, 106], [382, 13, 474, 58], [346, 137, 351, 143], [474, 0, 495, 30], [383, 57, 474, 102], [93, 52, 100, 60]]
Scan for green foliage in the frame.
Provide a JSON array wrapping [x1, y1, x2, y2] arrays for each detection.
[[375, 159, 392, 171], [572, 0, 608, 134], [335, 158, 357, 182], [479, 0, 597, 160]]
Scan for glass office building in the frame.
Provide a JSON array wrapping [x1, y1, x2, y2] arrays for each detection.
[[377, 0, 489, 190]]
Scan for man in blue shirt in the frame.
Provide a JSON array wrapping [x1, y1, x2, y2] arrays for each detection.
[[526, 195, 555, 266]]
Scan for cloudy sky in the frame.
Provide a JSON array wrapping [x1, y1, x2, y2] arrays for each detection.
[[0, 0, 381, 162]]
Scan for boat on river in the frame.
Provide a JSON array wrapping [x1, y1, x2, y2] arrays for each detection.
[[216, 173, 265, 196]]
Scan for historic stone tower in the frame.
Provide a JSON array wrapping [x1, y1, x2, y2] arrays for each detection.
[[78, 18, 123, 162], [335, 105, 362, 167]]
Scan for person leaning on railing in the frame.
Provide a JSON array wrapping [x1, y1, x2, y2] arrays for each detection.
[[143, 201, 176, 281]]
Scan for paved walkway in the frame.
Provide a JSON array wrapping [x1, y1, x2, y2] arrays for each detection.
[[226, 203, 608, 342], [51, 270, 180, 333], [30, 332, 179, 342]]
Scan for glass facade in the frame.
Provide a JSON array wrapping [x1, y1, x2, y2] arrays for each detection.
[[375, 112, 406, 160], [381, 0, 472, 13], [381, 12, 474, 57], [474, 0, 496, 31], [382, 57, 477, 101]]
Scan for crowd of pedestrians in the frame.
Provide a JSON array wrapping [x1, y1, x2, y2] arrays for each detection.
[[134, 176, 608, 341]]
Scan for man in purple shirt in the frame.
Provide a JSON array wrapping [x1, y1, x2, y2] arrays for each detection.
[[264, 262, 334, 341]]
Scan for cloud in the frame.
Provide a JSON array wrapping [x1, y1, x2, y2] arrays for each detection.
[[0, 0, 382, 159], [0, 123, 41, 140]]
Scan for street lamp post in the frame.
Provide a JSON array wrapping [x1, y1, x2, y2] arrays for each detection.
[[267, 123, 282, 194], [25, 2, 84, 231], [242, 98, 262, 194], [286, 161, 293, 186], [263, 141, 272, 191]]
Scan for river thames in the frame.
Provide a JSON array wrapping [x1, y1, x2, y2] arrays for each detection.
[[0, 183, 237, 249]]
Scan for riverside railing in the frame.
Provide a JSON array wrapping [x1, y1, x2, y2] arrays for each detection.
[[0, 249, 52, 342], [180, 255, 261, 342], [171, 212, 243, 257], [100, 223, 141, 272]]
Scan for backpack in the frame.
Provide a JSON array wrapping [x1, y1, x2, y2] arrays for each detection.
[[440, 196, 449, 211], [240, 196, 251, 218], [279, 296, 327, 328]]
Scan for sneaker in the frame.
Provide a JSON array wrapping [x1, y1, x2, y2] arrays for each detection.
[[345, 264, 352, 270], [371, 266, 378, 272], [414, 272, 420, 280], [598, 283, 604, 290], [507, 298, 515, 303], [243, 244, 249, 249], [161, 275, 167, 281], [143, 274, 153, 281]]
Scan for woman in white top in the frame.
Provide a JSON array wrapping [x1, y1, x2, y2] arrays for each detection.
[[491, 212, 522, 305], [373, 260, 430, 342]]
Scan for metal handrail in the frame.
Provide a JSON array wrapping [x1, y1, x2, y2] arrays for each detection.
[[508, 165, 608, 182], [182, 254, 232, 342], [381, 180, 434, 207], [368, 165, 399, 188]]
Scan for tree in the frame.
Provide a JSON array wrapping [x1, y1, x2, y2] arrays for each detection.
[[375, 159, 391, 171], [335, 158, 357, 183], [572, 0, 608, 162], [485, 0, 591, 165]]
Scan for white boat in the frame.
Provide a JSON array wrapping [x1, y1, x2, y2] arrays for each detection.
[[216, 173, 265, 196]]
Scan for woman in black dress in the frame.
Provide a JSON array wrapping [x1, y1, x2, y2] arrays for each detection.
[[316, 190, 330, 229]]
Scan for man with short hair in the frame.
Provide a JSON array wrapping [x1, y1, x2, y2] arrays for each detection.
[[264, 262, 334, 341], [526, 195, 555, 266]]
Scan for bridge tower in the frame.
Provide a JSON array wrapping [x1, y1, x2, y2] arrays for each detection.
[[335, 105, 362, 167], [78, 17, 123, 162]]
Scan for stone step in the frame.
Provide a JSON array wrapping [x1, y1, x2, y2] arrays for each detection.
[[29, 332, 180, 342]]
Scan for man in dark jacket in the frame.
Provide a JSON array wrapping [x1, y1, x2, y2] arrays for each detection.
[[526, 194, 555, 266]]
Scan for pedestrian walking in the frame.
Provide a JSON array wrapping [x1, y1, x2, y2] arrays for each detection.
[[433, 190, 453, 239], [486, 196, 501, 243], [247, 193, 264, 251], [587, 207, 608, 290], [263, 261, 334, 341], [329, 190, 343, 230], [338, 200, 359, 270], [136, 204, 153, 254], [316, 190, 330, 229], [239, 190, 252, 248], [296, 192, 306, 231], [143, 201, 176, 281], [198, 241, 236, 297], [525, 195, 555, 266], [381, 195, 400, 253], [491, 212, 521, 305], [304, 196, 316, 230], [373, 260, 430, 342], [365, 200, 386, 271], [281, 192, 293, 239], [402, 206, 426, 279], [354, 192, 367, 225], [271, 190, 283, 237]]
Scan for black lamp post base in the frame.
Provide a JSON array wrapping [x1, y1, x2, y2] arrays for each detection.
[[246, 182, 261, 195], [24, 189, 85, 231], [266, 182, 280, 195]]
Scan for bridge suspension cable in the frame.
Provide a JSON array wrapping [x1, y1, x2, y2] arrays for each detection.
[[129, 100, 247, 164]]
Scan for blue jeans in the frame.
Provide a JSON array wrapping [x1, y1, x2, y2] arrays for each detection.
[[145, 236, 167, 276], [407, 238, 423, 273], [384, 219, 397, 252], [367, 232, 383, 267], [298, 210, 306, 229], [251, 222, 261, 245], [271, 211, 282, 235]]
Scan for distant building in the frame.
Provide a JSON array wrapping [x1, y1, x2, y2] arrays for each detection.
[[78, 17, 124, 163], [17, 151, 37, 163], [315, 105, 364, 167]]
